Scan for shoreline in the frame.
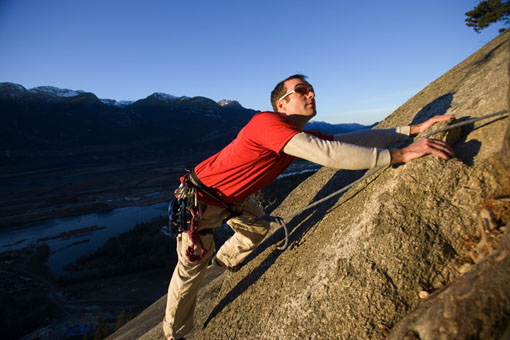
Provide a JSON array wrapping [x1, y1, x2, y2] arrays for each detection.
[[0, 194, 169, 229], [1, 159, 318, 229]]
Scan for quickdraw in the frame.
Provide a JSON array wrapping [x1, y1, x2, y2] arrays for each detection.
[[163, 176, 207, 263], [185, 204, 206, 262]]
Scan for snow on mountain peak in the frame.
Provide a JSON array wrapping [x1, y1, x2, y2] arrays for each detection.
[[1, 82, 27, 91], [218, 99, 232, 106], [114, 100, 133, 107], [29, 86, 84, 98], [153, 92, 178, 101], [25, 85, 134, 107], [100, 98, 116, 105], [218, 99, 241, 107], [99, 98, 133, 107], [3, 82, 244, 110]]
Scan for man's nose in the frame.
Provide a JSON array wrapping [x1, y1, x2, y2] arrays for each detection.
[[307, 89, 315, 99]]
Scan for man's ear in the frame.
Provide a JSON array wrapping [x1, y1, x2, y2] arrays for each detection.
[[277, 100, 285, 112]]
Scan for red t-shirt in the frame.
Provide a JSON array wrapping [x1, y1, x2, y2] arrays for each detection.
[[194, 111, 333, 204]]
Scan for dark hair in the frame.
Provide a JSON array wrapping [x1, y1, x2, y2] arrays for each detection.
[[270, 74, 307, 112]]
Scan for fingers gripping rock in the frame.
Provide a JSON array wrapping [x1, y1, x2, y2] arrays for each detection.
[[419, 117, 463, 147]]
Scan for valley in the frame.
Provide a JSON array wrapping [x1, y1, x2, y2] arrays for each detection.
[[0, 150, 316, 339], [0, 154, 212, 228]]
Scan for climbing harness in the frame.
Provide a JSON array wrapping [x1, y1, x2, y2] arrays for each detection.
[[188, 168, 243, 222], [162, 169, 243, 263], [264, 109, 509, 251]]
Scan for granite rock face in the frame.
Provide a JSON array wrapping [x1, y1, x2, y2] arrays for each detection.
[[114, 32, 510, 340]]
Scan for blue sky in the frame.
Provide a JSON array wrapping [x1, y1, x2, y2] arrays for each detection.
[[0, 1, 505, 124]]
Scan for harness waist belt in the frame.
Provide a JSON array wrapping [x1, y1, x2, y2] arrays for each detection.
[[189, 169, 236, 212]]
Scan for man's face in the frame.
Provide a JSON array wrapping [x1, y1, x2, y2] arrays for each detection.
[[277, 78, 316, 117]]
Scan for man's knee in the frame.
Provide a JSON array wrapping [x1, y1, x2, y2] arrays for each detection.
[[252, 221, 270, 239]]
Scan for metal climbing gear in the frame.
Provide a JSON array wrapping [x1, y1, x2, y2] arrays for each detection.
[[163, 169, 243, 263], [162, 174, 207, 262]]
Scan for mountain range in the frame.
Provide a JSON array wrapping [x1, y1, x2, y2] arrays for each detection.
[[0, 82, 373, 168]]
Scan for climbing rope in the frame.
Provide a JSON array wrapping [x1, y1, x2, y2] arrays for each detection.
[[267, 109, 509, 251], [422, 110, 509, 138]]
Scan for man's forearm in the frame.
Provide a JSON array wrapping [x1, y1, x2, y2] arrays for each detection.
[[408, 115, 454, 135], [389, 148, 407, 164], [295, 115, 456, 167], [283, 132, 391, 170], [333, 126, 410, 148]]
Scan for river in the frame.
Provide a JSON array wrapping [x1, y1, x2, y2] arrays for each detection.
[[0, 160, 318, 276], [0, 202, 168, 275]]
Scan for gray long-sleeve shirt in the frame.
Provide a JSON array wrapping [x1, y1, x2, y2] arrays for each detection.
[[282, 126, 410, 169]]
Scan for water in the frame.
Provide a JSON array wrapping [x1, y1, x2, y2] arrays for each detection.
[[278, 159, 319, 179], [0, 202, 168, 275], [0, 161, 318, 276]]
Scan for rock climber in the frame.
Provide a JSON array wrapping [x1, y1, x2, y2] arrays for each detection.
[[163, 74, 454, 340]]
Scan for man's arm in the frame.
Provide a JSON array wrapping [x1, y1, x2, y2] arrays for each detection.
[[390, 115, 455, 164], [284, 115, 455, 169], [284, 133, 454, 169], [389, 137, 455, 164], [334, 126, 410, 148], [409, 115, 454, 135], [333, 115, 454, 147], [283, 133, 391, 170]]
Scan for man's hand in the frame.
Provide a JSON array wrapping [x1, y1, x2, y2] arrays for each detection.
[[389, 138, 455, 164], [410, 115, 454, 135]]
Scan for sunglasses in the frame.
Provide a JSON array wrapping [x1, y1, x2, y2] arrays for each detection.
[[278, 84, 314, 101]]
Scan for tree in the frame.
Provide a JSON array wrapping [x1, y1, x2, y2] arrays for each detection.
[[92, 316, 111, 340], [465, 0, 510, 33], [115, 310, 133, 331]]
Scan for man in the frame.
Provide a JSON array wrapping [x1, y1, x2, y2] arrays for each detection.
[[163, 74, 454, 340]]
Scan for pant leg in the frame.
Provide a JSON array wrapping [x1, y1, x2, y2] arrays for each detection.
[[163, 204, 229, 339], [216, 197, 270, 268]]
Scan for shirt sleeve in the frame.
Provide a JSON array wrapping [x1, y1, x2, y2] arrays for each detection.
[[304, 129, 334, 141], [333, 126, 410, 147], [282, 132, 391, 169]]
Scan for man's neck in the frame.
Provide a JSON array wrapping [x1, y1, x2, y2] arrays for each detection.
[[281, 113, 313, 131]]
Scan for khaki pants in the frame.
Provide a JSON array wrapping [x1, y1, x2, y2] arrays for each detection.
[[163, 197, 269, 339]]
